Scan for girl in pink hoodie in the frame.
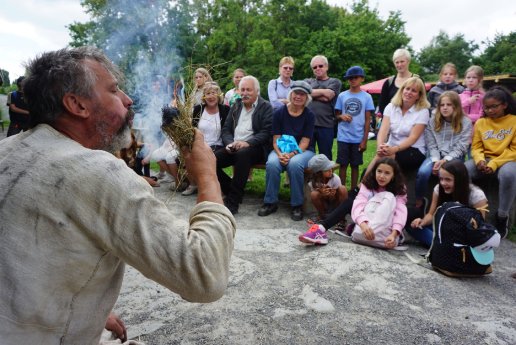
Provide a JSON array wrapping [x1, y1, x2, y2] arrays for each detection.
[[460, 65, 485, 125], [351, 157, 407, 249]]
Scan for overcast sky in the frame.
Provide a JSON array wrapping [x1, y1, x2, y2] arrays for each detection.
[[1, 0, 515, 80]]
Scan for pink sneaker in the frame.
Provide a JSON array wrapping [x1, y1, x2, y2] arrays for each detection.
[[299, 224, 328, 245]]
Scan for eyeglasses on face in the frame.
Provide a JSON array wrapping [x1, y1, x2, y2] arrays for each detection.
[[312, 64, 325, 70], [484, 103, 502, 111], [282, 66, 294, 71]]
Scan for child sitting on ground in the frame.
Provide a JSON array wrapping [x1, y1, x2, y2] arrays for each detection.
[[408, 160, 488, 248], [350, 157, 407, 249], [307, 154, 348, 223]]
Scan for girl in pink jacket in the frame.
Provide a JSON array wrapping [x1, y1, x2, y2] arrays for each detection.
[[351, 157, 407, 249], [459, 65, 485, 125]]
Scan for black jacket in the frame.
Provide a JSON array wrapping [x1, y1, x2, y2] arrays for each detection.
[[221, 96, 273, 159]]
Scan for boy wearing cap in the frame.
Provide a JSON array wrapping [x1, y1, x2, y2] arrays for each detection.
[[335, 66, 375, 190]]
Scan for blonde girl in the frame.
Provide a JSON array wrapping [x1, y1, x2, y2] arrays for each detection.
[[414, 91, 472, 209], [459, 65, 485, 125], [427, 62, 464, 113]]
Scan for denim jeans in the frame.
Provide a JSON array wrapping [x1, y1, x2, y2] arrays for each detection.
[[405, 225, 433, 248], [415, 157, 433, 200], [263, 150, 315, 207], [313, 126, 334, 160]]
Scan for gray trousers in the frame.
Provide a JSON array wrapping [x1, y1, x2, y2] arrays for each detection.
[[465, 160, 516, 216]]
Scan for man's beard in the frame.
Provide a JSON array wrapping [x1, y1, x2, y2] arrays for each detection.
[[95, 109, 133, 153]]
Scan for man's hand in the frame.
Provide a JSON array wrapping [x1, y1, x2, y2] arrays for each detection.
[[232, 140, 250, 150], [105, 312, 127, 342], [182, 129, 223, 204]]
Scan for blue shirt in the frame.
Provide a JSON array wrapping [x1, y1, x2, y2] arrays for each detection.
[[268, 77, 292, 109], [335, 90, 375, 143], [272, 105, 315, 151]]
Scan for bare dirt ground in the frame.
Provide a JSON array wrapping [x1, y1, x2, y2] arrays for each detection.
[[1, 125, 513, 344], [114, 187, 516, 345]]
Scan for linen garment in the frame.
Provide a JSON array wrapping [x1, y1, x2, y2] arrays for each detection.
[[0, 124, 236, 344]]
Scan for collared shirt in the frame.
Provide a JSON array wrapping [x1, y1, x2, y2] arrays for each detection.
[[268, 77, 292, 109], [384, 103, 429, 154], [234, 98, 258, 141]]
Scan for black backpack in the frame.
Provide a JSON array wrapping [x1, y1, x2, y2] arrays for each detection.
[[427, 202, 500, 277]]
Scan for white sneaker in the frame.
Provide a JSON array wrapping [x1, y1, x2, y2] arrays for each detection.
[[161, 174, 174, 183], [181, 185, 198, 196], [156, 171, 166, 179]]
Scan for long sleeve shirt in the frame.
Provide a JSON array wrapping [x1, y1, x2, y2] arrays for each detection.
[[351, 184, 407, 233], [0, 124, 236, 344], [424, 116, 472, 161], [471, 114, 516, 171]]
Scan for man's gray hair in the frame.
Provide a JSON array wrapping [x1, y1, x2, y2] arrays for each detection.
[[239, 75, 260, 94], [23, 46, 123, 126], [310, 55, 328, 66]]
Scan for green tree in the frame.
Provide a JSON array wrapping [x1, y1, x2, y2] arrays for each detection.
[[68, 0, 412, 98], [474, 32, 516, 75], [0, 69, 10, 88], [417, 31, 479, 79]]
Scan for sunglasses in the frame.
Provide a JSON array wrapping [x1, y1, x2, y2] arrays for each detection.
[[282, 66, 294, 71], [312, 64, 325, 70]]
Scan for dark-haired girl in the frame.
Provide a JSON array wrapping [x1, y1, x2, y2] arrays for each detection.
[[409, 160, 488, 247], [351, 158, 408, 249], [464, 86, 516, 238]]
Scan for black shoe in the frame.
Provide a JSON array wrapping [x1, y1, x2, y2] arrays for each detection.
[[291, 206, 303, 221], [258, 203, 278, 217], [495, 213, 509, 239], [224, 199, 239, 215]]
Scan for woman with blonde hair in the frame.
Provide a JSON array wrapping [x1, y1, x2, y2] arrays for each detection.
[[378, 49, 420, 117], [224, 68, 246, 107], [268, 56, 295, 110], [365, 77, 430, 175], [193, 67, 213, 106]]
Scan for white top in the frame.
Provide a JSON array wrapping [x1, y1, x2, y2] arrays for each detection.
[[234, 101, 256, 142], [384, 103, 429, 154], [0, 124, 236, 344], [198, 109, 223, 146], [308, 173, 342, 191], [224, 88, 236, 106], [433, 183, 487, 206]]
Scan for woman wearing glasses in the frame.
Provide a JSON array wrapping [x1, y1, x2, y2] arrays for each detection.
[[268, 56, 295, 110], [464, 86, 516, 238]]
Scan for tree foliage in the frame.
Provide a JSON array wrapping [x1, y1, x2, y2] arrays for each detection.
[[417, 31, 479, 79], [474, 32, 516, 75], [68, 0, 412, 97]]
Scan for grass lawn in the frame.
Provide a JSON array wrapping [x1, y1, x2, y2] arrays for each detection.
[[242, 140, 377, 201]]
